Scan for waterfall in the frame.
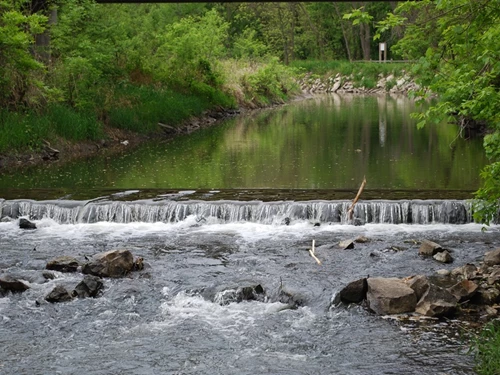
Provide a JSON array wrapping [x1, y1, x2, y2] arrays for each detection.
[[0, 198, 475, 225]]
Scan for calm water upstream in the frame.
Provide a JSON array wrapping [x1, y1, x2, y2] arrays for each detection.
[[0, 94, 487, 197], [0, 94, 495, 374]]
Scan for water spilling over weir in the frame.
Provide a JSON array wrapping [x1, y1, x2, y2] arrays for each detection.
[[0, 198, 474, 225]]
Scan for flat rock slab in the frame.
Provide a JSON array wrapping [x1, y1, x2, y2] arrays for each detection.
[[46, 256, 80, 273], [367, 277, 417, 315]]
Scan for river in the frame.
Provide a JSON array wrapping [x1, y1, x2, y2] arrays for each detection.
[[0, 94, 494, 374]]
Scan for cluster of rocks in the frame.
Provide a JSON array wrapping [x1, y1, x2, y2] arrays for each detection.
[[298, 72, 421, 95], [0, 249, 144, 303], [338, 246, 500, 320]]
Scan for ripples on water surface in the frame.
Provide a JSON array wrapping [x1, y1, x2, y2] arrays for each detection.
[[0, 195, 497, 374]]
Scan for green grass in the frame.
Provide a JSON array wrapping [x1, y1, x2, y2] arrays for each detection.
[[473, 321, 500, 375], [47, 104, 103, 141], [0, 110, 51, 153], [107, 84, 235, 134]]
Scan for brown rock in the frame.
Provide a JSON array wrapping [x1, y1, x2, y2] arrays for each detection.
[[487, 268, 500, 285], [0, 275, 29, 293], [367, 278, 417, 315], [415, 284, 457, 317], [46, 256, 80, 273], [405, 275, 430, 301], [418, 240, 443, 256], [485, 249, 500, 266], [45, 285, 73, 303], [451, 264, 478, 280], [82, 249, 134, 278], [448, 280, 478, 302]]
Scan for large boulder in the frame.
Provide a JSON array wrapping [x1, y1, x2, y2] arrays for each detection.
[[418, 240, 443, 256], [45, 285, 73, 303], [415, 284, 457, 317], [367, 278, 417, 315], [339, 278, 368, 303], [46, 256, 80, 273], [484, 249, 500, 266], [0, 275, 29, 293], [82, 249, 135, 278], [73, 275, 104, 298]]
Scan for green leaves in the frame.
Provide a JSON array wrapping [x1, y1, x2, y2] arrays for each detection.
[[342, 7, 373, 26]]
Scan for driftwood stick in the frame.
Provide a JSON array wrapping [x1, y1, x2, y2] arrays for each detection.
[[309, 239, 321, 265], [347, 177, 367, 220]]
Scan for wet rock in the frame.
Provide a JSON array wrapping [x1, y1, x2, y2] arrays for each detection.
[[214, 285, 266, 305], [436, 269, 451, 276], [42, 271, 56, 280], [418, 240, 443, 256], [0, 275, 29, 293], [433, 250, 453, 264], [339, 278, 368, 303], [339, 239, 355, 250], [448, 280, 478, 302], [367, 278, 417, 315], [484, 248, 500, 266], [405, 275, 429, 301], [415, 284, 457, 317], [73, 275, 104, 298], [282, 217, 291, 226], [276, 287, 303, 309], [46, 256, 80, 273], [19, 218, 36, 230], [133, 257, 144, 271], [45, 285, 73, 303], [82, 249, 135, 278]]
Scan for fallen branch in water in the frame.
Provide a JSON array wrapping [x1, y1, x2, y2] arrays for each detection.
[[347, 177, 367, 221], [309, 239, 322, 265]]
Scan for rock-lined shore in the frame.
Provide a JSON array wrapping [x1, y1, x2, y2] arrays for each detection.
[[298, 72, 421, 95]]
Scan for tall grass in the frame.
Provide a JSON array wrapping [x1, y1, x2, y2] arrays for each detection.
[[0, 110, 50, 153], [107, 85, 233, 134], [473, 321, 500, 375], [47, 104, 103, 141]]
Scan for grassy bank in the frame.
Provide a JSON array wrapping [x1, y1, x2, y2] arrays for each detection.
[[0, 58, 299, 155], [473, 321, 500, 375]]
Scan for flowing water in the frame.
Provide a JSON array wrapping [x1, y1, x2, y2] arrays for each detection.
[[0, 95, 493, 374]]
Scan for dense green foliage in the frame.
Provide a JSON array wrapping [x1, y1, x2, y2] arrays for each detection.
[[472, 321, 500, 375], [373, 0, 500, 223]]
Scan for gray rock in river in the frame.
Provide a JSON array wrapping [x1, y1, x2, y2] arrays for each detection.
[[73, 275, 104, 298], [0, 275, 30, 293], [433, 250, 453, 264], [82, 249, 135, 278], [339, 278, 368, 303], [46, 256, 80, 273], [45, 285, 73, 303], [367, 277, 417, 315], [418, 239, 443, 256], [19, 218, 36, 230]]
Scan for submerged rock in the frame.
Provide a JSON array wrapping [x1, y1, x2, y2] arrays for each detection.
[[214, 284, 266, 305], [82, 249, 135, 278], [73, 275, 104, 298], [339, 278, 368, 303], [0, 275, 30, 293], [367, 278, 417, 315], [19, 218, 36, 230], [46, 256, 80, 273], [45, 285, 73, 303]]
